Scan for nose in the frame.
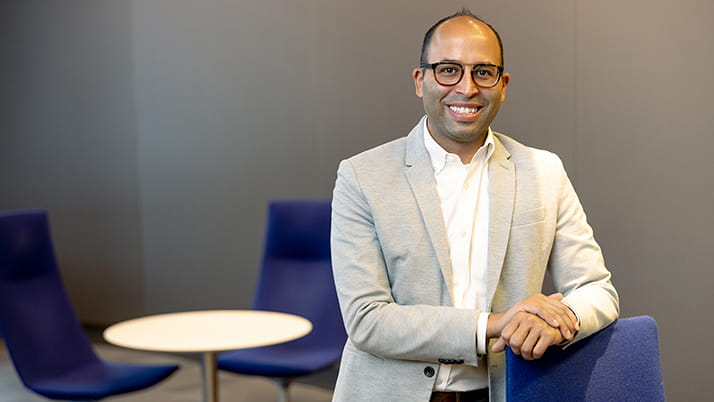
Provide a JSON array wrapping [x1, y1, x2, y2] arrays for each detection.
[[454, 71, 480, 98]]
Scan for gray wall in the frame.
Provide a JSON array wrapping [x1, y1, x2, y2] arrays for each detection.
[[0, 1, 145, 320], [1, 1, 712, 400]]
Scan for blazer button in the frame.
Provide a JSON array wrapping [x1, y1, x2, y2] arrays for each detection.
[[424, 366, 435, 378]]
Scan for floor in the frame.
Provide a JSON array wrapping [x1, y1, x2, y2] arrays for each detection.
[[0, 328, 337, 402]]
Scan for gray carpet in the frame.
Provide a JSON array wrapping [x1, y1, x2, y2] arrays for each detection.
[[0, 340, 335, 402]]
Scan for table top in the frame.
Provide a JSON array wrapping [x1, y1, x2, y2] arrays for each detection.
[[103, 310, 312, 353]]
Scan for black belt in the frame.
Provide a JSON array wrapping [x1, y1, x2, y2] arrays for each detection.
[[430, 388, 489, 402]]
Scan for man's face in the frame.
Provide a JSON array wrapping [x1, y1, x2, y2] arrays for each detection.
[[413, 17, 510, 149]]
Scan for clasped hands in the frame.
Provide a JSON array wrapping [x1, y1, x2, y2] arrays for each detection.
[[487, 293, 579, 360]]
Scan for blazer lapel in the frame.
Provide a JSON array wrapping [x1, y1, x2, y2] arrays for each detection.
[[403, 121, 454, 298], [486, 135, 515, 306]]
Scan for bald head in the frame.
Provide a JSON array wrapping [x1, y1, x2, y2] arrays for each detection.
[[419, 10, 504, 67]]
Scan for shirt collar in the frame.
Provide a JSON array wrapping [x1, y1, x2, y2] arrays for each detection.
[[422, 117, 495, 173]]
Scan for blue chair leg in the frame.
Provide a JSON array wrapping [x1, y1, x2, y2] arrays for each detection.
[[273, 377, 292, 402]]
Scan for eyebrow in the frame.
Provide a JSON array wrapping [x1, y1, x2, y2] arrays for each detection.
[[437, 59, 497, 65]]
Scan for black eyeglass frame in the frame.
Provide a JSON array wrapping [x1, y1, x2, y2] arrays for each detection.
[[420, 62, 505, 88]]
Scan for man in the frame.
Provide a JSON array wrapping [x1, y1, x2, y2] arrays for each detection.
[[330, 9, 619, 402]]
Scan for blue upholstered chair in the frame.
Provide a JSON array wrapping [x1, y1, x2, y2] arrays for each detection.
[[217, 199, 347, 402], [0, 209, 178, 400], [505, 315, 665, 401]]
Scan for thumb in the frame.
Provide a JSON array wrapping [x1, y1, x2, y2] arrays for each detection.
[[492, 337, 506, 353]]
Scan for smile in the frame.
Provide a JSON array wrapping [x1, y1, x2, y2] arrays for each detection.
[[449, 105, 481, 115]]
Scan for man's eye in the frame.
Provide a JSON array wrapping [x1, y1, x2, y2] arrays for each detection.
[[475, 69, 494, 77], [436, 64, 461, 75], [439, 67, 459, 74]]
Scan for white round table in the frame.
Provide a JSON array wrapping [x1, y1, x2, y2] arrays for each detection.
[[103, 310, 312, 402]]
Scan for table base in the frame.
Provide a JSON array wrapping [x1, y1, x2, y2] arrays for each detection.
[[202, 352, 218, 402]]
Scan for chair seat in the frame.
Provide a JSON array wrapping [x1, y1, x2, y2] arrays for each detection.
[[218, 345, 341, 377], [26, 361, 178, 400], [0, 210, 179, 401], [216, 200, 347, 399]]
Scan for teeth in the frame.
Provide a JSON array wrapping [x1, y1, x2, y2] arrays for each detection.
[[450, 105, 479, 114]]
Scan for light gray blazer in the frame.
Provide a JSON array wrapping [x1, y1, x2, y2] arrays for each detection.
[[330, 117, 619, 402]]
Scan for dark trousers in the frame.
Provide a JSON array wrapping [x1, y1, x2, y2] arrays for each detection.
[[429, 388, 489, 402]]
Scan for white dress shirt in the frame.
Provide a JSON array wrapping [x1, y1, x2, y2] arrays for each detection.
[[423, 118, 494, 392]]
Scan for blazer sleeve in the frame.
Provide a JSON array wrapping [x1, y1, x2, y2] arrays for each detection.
[[331, 159, 483, 366], [547, 156, 620, 342]]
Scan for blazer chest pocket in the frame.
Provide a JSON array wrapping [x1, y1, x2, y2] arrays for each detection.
[[512, 207, 545, 227]]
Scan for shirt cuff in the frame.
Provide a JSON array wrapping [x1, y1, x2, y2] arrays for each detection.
[[477, 312, 489, 355]]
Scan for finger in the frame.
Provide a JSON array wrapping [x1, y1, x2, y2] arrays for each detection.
[[499, 314, 524, 342], [552, 304, 578, 335], [547, 293, 564, 301], [546, 294, 578, 324], [541, 297, 579, 333], [516, 314, 552, 360], [519, 330, 539, 361], [505, 322, 530, 354], [510, 345, 521, 356], [532, 327, 561, 359], [552, 313, 575, 339], [535, 294, 571, 319], [564, 306, 580, 332], [532, 336, 553, 359], [559, 325, 573, 341], [519, 299, 559, 327], [520, 303, 563, 329], [492, 337, 506, 352], [543, 308, 573, 340]]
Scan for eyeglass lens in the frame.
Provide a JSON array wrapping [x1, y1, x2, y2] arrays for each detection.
[[434, 63, 500, 87]]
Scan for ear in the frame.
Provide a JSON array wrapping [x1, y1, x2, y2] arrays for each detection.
[[413, 67, 424, 98], [499, 73, 510, 102]]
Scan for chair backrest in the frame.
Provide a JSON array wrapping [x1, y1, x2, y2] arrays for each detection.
[[506, 315, 665, 401], [0, 210, 101, 384], [252, 199, 346, 349]]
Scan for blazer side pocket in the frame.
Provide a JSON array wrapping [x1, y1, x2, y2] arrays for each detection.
[[512, 207, 545, 227]]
